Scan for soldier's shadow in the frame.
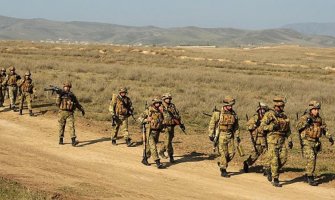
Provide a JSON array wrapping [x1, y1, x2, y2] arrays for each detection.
[[76, 137, 111, 147], [281, 175, 306, 186], [164, 151, 215, 168], [317, 173, 335, 185]]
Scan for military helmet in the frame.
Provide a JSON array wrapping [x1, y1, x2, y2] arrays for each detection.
[[1, 68, 5, 72], [222, 96, 235, 106], [63, 81, 72, 88], [273, 96, 286, 107], [257, 102, 269, 111], [152, 97, 162, 104], [308, 100, 321, 110], [162, 93, 172, 100], [119, 87, 128, 93], [25, 71, 31, 76], [9, 66, 15, 71]]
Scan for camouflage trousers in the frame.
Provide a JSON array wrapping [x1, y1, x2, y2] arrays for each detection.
[[58, 110, 76, 139], [267, 135, 288, 179], [19, 92, 33, 110], [8, 86, 18, 107], [218, 132, 236, 170], [112, 116, 130, 140], [160, 125, 175, 157], [146, 129, 161, 161], [303, 139, 319, 176], [245, 136, 268, 167], [0, 87, 5, 106]]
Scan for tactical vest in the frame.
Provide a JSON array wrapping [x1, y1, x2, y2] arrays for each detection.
[[273, 112, 290, 135], [163, 103, 179, 126], [115, 96, 130, 116], [149, 106, 164, 130], [21, 79, 33, 93], [304, 116, 323, 139], [59, 93, 75, 111], [0, 75, 5, 88], [219, 110, 237, 133], [7, 74, 19, 86]]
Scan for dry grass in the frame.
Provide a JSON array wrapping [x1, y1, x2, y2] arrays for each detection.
[[1, 40, 335, 175]]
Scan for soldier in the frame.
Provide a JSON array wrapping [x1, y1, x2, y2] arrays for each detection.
[[243, 103, 269, 173], [109, 87, 134, 146], [159, 93, 185, 163], [0, 68, 6, 107], [260, 97, 293, 187], [208, 96, 240, 178], [17, 71, 34, 116], [2, 66, 21, 110], [296, 101, 334, 186], [139, 97, 164, 169], [56, 81, 85, 146]]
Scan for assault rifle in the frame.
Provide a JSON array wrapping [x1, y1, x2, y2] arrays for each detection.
[[246, 114, 260, 156], [296, 112, 304, 157], [142, 102, 148, 162], [44, 85, 63, 95]]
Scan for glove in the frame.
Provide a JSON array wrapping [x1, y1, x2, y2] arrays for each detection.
[[81, 110, 85, 116], [236, 137, 241, 144], [329, 138, 334, 146], [209, 135, 214, 142], [306, 117, 313, 125], [288, 141, 293, 149]]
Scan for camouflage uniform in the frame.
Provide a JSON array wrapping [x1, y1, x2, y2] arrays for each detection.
[[17, 71, 34, 116], [260, 97, 292, 187], [109, 88, 134, 146], [160, 93, 185, 163], [2, 66, 21, 110], [208, 96, 240, 177], [56, 81, 85, 146], [0, 68, 6, 107], [243, 103, 269, 172], [296, 101, 334, 186], [139, 97, 164, 168]]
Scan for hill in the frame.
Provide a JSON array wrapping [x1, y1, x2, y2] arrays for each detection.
[[1, 15, 335, 47], [284, 22, 335, 37]]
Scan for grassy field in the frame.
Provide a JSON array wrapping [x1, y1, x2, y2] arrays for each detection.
[[0, 40, 335, 179]]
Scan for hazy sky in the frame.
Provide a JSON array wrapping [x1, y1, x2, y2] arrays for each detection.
[[0, 0, 334, 29]]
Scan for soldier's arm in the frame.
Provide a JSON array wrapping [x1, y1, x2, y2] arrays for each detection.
[[138, 109, 149, 124], [296, 115, 309, 132], [109, 94, 117, 115], [55, 94, 61, 106], [73, 95, 84, 112], [286, 123, 293, 143], [260, 112, 275, 132], [208, 111, 220, 137], [321, 120, 333, 139], [234, 115, 240, 138], [247, 115, 258, 131]]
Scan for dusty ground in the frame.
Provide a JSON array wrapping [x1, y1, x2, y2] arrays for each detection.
[[0, 103, 334, 200]]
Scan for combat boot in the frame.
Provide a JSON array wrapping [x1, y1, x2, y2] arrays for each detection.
[[29, 110, 33, 116], [266, 168, 272, 182], [307, 176, 318, 186], [169, 155, 175, 163], [19, 109, 23, 115], [159, 151, 168, 159], [141, 158, 150, 166], [59, 138, 64, 145], [9, 104, 11, 109], [243, 161, 249, 173], [272, 178, 281, 187], [111, 139, 117, 145], [220, 168, 230, 178], [155, 159, 164, 169], [71, 137, 79, 147], [125, 138, 132, 147]]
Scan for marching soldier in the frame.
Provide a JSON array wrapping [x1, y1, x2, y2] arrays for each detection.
[[260, 97, 293, 187], [17, 71, 34, 116], [243, 103, 269, 173], [0, 68, 6, 107], [109, 87, 134, 146], [296, 101, 334, 186], [2, 66, 21, 111], [159, 93, 185, 163], [139, 97, 164, 169], [56, 81, 85, 146], [208, 96, 240, 178]]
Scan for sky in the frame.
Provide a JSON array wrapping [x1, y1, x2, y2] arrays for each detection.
[[0, 0, 334, 29]]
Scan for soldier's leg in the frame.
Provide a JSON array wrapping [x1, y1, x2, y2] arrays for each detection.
[[58, 111, 67, 139], [19, 94, 25, 110], [167, 126, 175, 157], [278, 144, 288, 169], [303, 142, 316, 177], [67, 112, 78, 146], [26, 94, 32, 110], [8, 86, 15, 107], [120, 118, 130, 139], [159, 128, 168, 155], [148, 130, 159, 161], [218, 137, 229, 169], [227, 138, 236, 164], [245, 144, 262, 166], [111, 118, 121, 140], [145, 129, 151, 158], [0, 88, 3, 106]]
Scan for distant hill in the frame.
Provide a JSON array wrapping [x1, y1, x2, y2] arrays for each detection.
[[283, 22, 335, 37], [1, 15, 335, 47]]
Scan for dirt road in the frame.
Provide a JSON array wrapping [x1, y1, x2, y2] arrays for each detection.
[[0, 108, 334, 199]]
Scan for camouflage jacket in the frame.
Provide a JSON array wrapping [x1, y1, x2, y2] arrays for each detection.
[[3, 73, 21, 86], [296, 113, 332, 141], [208, 107, 240, 138], [138, 105, 164, 130], [17, 78, 34, 94], [260, 109, 292, 141], [56, 91, 84, 113], [162, 102, 182, 126], [247, 114, 264, 137], [109, 94, 133, 117]]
